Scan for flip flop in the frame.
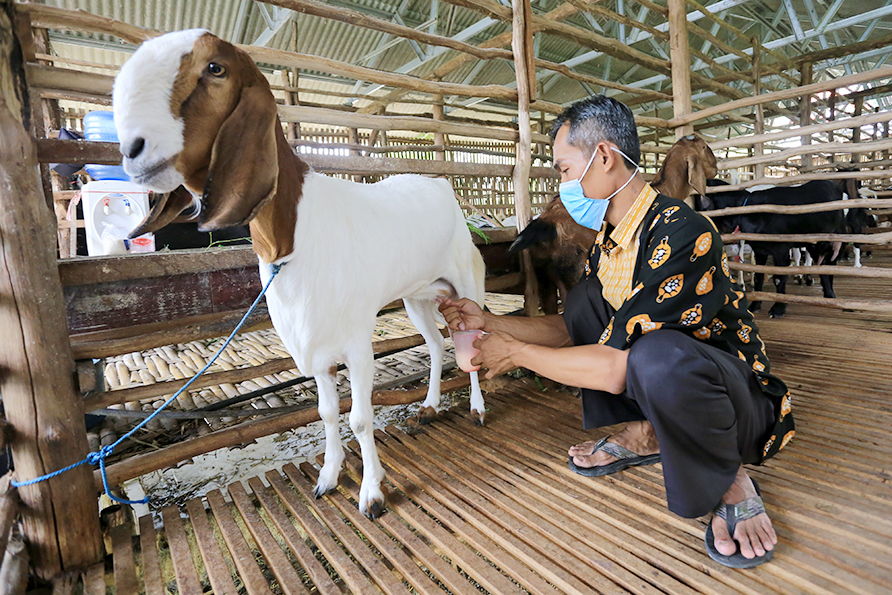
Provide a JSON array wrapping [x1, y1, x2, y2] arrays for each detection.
[[705, 478, 774, 568], [568, 436, 661, 477]]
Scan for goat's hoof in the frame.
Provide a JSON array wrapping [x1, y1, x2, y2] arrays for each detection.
[[750, 301, 762, 313], [805, 277, 814, 286], [362, 498, 386, 520], [313, 484, 335, 499], [471, 409, 486, 426], [768, 307, 786, 319], [416, 406, 438, 425]]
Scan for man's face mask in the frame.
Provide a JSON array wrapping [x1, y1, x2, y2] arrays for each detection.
[[559, 146, 640, 230]]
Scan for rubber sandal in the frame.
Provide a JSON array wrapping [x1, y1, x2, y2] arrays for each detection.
[[705, 478, 774, 568], [568, 436, 661, 477]]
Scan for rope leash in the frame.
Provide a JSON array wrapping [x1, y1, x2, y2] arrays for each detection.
[[11, 262, 284, 505]]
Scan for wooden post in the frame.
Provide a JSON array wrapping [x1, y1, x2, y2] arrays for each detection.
[[432, 94, 446, 162], [852, 95, 864, 164], [512, 0, 539, 316], [0, 1, 103, 578], [284, 20, 300, 141], [800, 62, 813, 170], [752, 37, 765, 179], [668, 0, 694, 137], [828, 88, 837, 163]]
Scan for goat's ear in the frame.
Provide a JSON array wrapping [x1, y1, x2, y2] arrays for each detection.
[[199, 84, 279, 230], [508, 218, 557, 254], [685, 153, 709, 197], [128, 186, 195, 238]]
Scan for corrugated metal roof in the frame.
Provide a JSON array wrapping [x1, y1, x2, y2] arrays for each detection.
[[35, 0, 892, 131]]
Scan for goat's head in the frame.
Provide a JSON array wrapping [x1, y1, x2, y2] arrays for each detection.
[[114, 30, 280, 232], [651, 134, 718, 200]]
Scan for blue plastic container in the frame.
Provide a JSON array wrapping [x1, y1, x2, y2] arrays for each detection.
[[83, 111, 130, 181]]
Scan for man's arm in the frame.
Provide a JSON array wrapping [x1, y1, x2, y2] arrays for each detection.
[[512, 343, 628, 393], [485, 312, 573, 348]]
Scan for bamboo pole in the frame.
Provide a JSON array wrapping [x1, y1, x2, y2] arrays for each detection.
[[752, 37, 765, 180], [98, 375, 476, 486], [669, 66, 892, 128], [706, 197, 892, 217], [0, 1, 103, 577], [853, 96, 864, 164], [745, 291, 892, 313], [721, 230, 892, 244], [432, 94, 446, 162], [729, 262, 892, 279], [717, 137, 892, 170], [709, 110, 892, 150], [668, 0, 694, 138], [512, 0, 539, 317], [707, 169, 892, 192]]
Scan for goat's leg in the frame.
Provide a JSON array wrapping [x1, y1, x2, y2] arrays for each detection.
[[404, 298, 445, 424], [791, 247, 803, 285], [751, 252, 768, 312], [768, 251, 790, 318], [854, 245, 862, 268], [803, 252, 814, 286], [314, 371, 344, 499], [345, 346, 386, 518]]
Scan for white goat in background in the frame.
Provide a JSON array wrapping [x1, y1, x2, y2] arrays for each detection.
[[113, 30, 486, 518]]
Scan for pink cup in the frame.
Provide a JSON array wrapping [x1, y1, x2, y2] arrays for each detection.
[[452, 330, 486, 372]]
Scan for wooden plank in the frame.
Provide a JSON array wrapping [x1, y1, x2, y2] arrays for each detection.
[[285, 464, 450, 595], [205, 490, 274, 595], [245, 477, 342, 595], [160, 506, 204, 595], [0, 6, 103, 576], [336, 449, 569, 595], [137, 515, 165, 595], [380, 426, 696, 595], [58, 247, 259, 286], [264, 470, 381, 595], [70, 307, 272, 359], [183, 499, 239, 595], [227, 482, 309, 595], [271, 466, 406, 595], [110, 524, 139, 595]]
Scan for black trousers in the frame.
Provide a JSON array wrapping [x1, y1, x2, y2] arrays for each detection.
[[563, 277, 776, 518]]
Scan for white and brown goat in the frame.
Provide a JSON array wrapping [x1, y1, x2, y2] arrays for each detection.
[[113, 30, 486, 518]]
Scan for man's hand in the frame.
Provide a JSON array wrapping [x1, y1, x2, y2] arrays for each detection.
[[474, 331, 528, 379], [438, 298, 487, 332]]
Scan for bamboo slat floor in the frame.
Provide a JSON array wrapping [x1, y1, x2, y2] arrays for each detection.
[[89, 258, 892, 594]]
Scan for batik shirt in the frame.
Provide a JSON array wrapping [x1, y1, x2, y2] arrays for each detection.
[[585, 192, 795, 462]]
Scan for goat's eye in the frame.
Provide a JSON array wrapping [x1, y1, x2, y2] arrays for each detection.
[[207, 62, 226, 77]]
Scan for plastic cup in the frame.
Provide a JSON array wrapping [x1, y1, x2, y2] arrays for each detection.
[[453, 330, 486, 372]]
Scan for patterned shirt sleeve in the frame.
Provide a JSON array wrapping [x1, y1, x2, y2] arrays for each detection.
[[599, 206, 726, 348]]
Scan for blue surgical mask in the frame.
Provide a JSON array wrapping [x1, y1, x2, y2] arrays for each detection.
[[559, 147, 640, 230]]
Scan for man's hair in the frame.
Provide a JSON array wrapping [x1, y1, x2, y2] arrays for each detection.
[[550, 95, 640, 171]]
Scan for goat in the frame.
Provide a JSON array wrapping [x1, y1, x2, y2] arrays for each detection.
[[509, 134, 718, 313], [113, 30, 486, 518], [699, 180, 845, 318], [842, 178, 879, 268]]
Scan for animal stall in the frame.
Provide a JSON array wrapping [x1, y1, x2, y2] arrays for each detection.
[[1, 0, 892, 593]]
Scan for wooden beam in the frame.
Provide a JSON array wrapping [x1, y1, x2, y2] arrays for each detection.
[[705, 197, 892, 217], [800, 62, 813, 170], [752, 37, 765, 179], [729, 262, 892, 279], [707, 170, 892, 192], [744, 291, 892, 313], [793, 31, 892, 65], [440, 0, 671, 75], [668, 0, 693, 137], [669, 66, 892, 127], [717, 137, 892, 170], [709, 110, 892, 150], [722, 230, 892, 244], [0, 1, 103, 577]]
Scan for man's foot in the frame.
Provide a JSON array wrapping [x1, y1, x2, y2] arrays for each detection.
[[568, 421, 660, 470], [707, 467, 777, 567]]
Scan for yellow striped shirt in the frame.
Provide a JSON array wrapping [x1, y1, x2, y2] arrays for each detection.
[[596, 184, 659, 310]]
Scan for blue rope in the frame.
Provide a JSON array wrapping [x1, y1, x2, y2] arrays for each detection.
[[11, 263, 284, 505]]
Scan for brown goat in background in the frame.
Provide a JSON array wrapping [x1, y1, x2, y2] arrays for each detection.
[[509, 134, 718, 314]]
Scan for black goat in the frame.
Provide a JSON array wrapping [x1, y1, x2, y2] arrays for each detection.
[[700, 180, 845, 318]]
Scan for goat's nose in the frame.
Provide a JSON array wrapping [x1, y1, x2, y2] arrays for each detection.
[[125, 137, 145, 159]]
